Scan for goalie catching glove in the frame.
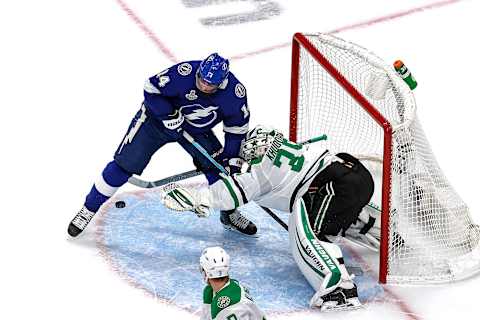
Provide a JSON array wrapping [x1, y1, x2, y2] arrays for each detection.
[[160, 183, 212, 218]]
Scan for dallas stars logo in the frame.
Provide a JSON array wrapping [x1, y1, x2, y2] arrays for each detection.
[[217, 296, 231, 308]]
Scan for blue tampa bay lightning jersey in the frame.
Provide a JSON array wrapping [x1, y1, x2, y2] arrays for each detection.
[[143, 61, 250, 137]]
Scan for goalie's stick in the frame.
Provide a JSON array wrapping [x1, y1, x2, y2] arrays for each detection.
[[261, 206, 288, 231], [128, 134, 328, 189]]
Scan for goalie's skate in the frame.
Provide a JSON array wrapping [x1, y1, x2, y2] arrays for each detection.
[[343, 229, 380, 252], [343, 218, 381, 252], [220, 209, 257, 236], [310, 283, 362, 312], [68, 206, 96, 237]]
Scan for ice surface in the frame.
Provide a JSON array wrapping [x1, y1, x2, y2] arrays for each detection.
[[2, 0, 480, 319], [97, 188, 385, 314]]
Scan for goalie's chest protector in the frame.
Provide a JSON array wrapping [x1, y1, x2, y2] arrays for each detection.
[[246, 139, 332, 212]]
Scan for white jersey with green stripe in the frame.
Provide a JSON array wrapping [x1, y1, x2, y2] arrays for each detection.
[[207, 135, 334, 213], [200, 279, 266, 320]]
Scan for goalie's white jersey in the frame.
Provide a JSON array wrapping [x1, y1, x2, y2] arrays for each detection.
[[208, 134, 334, 212]]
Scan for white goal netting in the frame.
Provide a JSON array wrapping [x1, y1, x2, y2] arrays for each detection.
[[291, 33, 480, 284]]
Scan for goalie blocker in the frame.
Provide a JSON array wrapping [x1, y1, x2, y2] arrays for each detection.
[[161, 125, 374, 311]]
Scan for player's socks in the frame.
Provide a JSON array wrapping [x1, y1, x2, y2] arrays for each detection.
[[68, 161, 131, 237]]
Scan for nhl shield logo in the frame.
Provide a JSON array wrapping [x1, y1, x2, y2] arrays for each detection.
[[178, 63, 193, 76], [185, 90, 198, 101], [217, 296, 231, 309]]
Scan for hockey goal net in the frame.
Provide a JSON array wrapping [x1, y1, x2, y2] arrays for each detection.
[[290, 33, 480, 284]]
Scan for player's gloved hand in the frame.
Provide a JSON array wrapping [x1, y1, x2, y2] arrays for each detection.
[[160, 183, 211, 218], [217, 157, 244, 174], [161, 110, 184, 140], [227, 157, 244, 174]]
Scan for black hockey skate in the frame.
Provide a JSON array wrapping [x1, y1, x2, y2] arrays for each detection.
[[68, 206, 96, 237], [220, 209, 257, 236], [310, 282, 362, 312]]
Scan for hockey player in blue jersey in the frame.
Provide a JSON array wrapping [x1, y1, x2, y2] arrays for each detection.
[[68, 53, 257, 237]]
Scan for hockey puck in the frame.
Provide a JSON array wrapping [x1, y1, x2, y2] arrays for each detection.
[[115, 200, 126, 208]]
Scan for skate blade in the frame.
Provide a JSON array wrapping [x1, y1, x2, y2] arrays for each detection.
[[320, 299, 363, 312], [222, 224, 259, 238]]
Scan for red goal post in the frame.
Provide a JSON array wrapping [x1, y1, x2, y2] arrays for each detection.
[[289, 32, 480, 285], [290, 32, 393, 283]]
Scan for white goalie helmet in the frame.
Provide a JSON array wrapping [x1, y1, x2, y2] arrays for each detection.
[[240, 125, 281, 162], [199, 246, 230, 281]]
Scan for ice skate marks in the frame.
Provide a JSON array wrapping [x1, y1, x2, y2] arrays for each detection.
[[96, 189, 385, 314]]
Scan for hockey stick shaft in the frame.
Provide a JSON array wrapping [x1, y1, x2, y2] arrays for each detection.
[[128, 169, 201, 188], [182, 131, 229, 175], [261, 206, 288, 231], [128, 133, 328, 188]]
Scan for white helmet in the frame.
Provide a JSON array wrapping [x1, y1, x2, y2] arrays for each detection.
[[240, 125, 282, 162], [199, 247, 230, 281]]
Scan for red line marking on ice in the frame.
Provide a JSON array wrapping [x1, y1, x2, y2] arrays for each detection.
[[341, 241, 423, 320], [327, 0, 462, 34], [106, 1, 461, 317], [230, 0, 462, 60], [115, 0, 178, 63], [96, 190, 422, 318], [95, 196, 199, 314]]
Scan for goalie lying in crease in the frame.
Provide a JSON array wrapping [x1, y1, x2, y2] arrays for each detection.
[[162, 125, 375, 312]]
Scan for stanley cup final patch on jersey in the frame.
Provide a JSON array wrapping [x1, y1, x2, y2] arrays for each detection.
[[178, 63, 193, 76], [217, 296, 231, 309], [235, 83, 246, 98], [185, 90, 198, 101]]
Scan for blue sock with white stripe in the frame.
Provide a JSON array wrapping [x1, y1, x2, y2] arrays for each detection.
[[84, 161, 132, 212]]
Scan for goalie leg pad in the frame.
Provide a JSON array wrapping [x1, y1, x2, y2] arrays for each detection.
[[289, 199, 357, 309]]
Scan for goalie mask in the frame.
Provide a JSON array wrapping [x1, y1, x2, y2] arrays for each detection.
[[240, 125, 282, 162], [199, 246, 230, 282]]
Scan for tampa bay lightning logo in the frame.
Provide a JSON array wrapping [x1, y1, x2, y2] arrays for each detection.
[[179, 104, 219, 128]]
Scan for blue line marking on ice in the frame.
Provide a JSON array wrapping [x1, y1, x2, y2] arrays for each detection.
[[99, 190, 385, 313]]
